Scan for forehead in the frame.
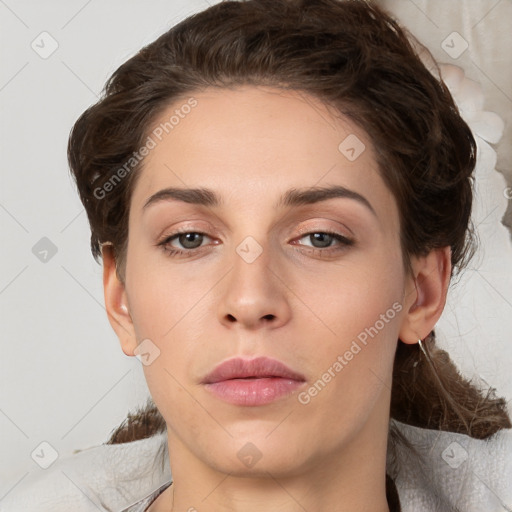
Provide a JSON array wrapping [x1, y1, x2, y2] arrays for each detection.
[[130, 86, 397, 227]]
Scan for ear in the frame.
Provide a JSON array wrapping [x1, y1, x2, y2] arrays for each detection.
[[102, 244, 137, 356], [399, 246, 451, 344]]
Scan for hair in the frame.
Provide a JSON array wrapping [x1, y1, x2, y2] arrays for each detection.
[[67, 0, 511, 508]]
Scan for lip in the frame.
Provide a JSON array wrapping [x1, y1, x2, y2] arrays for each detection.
[[201, 356, 306, 406]]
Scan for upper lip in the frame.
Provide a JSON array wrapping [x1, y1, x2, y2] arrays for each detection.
[[201, 356, 306, 384]]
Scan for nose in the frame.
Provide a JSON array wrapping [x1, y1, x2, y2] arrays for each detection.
[[216, 240, 292, 330]]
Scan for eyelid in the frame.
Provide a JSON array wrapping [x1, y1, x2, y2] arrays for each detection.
[[157, 228, 213, 247], [292, 230, 354, 250], [292, 221, 354, 240], [155, 220, 216, 241]]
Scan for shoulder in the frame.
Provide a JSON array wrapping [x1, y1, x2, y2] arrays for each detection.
[[389, 420, 512, 512], [1, 433, 171, 512]]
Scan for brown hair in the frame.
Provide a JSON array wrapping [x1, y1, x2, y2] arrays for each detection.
[[67, 0, 511, 507]]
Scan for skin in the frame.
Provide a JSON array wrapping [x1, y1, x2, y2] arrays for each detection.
[[103, 86, 451, 512]]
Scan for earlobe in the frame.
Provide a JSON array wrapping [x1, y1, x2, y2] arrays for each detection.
[[101, 244, 138, 356], [399, 247, 451, 344]]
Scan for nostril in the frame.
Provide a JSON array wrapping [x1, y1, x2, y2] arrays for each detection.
[[226, 314, 236, 322], [262, 314, 275, 321]]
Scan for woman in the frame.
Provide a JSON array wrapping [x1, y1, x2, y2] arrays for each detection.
[[41, 0, 512, 510]]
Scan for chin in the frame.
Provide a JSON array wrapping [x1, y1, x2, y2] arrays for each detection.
[[198, 431, 316, 478]]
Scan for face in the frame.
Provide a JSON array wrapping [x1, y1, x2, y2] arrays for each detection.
[[120, 86, 410, 477]]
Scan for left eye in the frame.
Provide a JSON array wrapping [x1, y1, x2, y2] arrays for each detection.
[[295, 231, 353, 249], [301, 231, 348, 249]]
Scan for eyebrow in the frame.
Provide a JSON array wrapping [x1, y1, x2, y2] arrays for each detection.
[[142, 185, 377, 217]]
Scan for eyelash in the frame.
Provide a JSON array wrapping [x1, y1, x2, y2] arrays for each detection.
[[157, 228, 355, 258]]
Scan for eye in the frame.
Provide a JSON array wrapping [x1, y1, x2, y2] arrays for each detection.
[[293, 230, 354, 252], [171, 232, 208, 249], [157, 231, 214, 257]]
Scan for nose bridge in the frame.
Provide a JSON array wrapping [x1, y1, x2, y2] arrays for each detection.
[[230, 234, 275, 305], [216, 232, 291, 329]]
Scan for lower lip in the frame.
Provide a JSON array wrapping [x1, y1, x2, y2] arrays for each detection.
[[204, 377, 305, 406]]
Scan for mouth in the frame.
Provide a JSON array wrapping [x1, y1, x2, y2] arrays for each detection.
[[201, 356, 306, 406]]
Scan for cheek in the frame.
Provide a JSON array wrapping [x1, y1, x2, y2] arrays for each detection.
[[122, 261, 203, 419], [125, 264, 211, 428], [291, 249, 404, 401], [291, 289, 402, 447], [292, 246, 404, 344], [125, 252, 211, 343]]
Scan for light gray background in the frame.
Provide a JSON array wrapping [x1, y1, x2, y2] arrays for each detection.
[[1, 0, 511, 502]]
